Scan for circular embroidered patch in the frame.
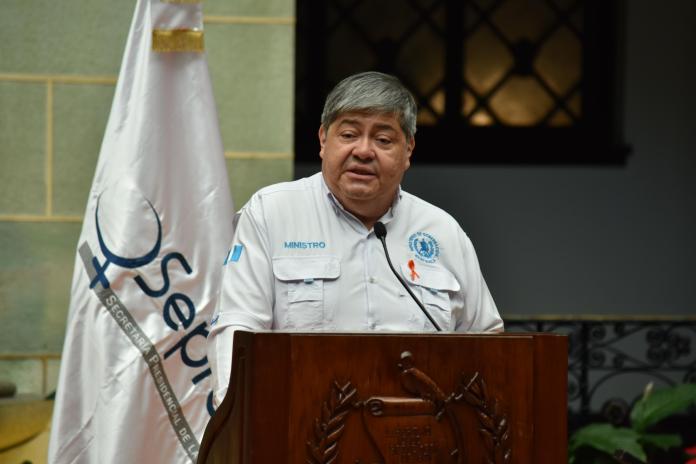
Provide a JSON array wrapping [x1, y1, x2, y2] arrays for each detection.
[[408, 231, 440, 263]]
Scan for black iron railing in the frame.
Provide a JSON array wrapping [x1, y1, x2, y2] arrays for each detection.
[[506, 316, 696, 431]]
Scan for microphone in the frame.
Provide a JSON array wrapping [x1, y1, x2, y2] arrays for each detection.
[[374, 221, 442, 331]]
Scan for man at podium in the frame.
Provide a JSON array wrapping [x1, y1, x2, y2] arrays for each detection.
[[207, 71, 503, 407]]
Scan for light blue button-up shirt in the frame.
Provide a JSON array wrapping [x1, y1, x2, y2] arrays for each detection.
[[208, 172, 502, 405]]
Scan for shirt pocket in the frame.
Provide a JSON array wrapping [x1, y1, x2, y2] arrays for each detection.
[[272, 255, 340, 329], [399, 262, 461, 330]]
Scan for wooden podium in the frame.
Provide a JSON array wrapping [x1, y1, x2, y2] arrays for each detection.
[[198, 332, 567, 463]]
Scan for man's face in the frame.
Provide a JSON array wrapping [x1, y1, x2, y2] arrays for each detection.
[[319, 111, 414, 218]]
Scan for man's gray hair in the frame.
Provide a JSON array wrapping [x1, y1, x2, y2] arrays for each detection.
[[321, 71, 417, 139]]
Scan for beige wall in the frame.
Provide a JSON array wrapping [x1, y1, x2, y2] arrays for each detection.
[[0, 0, 294, 429]]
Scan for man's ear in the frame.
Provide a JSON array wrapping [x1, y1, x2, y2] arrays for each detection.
[[318, 125, 327, 159], [405, 136, 415, 169]]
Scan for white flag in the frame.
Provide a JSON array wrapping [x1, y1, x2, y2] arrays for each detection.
[[49, 0, 233, 462]]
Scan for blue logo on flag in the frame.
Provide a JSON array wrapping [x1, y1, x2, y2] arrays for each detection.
[[408, 232, 440, 263], [91, 195, 162, 289], [86, 188, 215, 417]]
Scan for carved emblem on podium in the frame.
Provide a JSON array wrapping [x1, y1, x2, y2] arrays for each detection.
[[306, 352, 511, 464]]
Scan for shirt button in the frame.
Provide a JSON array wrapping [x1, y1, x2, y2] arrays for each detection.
[[368, 277, 376, 284]]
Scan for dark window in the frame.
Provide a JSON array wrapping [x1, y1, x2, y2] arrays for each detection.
[[295, 0, 630, 164]]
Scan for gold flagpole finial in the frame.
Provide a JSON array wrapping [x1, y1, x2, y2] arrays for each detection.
[[152, 29, 204, 52]]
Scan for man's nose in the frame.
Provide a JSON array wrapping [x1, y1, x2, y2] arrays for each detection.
[[352, 136, 375, 159]]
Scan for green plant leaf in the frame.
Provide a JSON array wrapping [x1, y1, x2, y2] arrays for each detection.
[[630, 383, 696, 433], [569, 424, 646, 463], [639, 432, 682, 451]]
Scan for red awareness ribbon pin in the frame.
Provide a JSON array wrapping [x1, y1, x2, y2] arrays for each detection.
[[408, 259, 420, 281]]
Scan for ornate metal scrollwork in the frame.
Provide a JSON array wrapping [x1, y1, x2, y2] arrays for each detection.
[[600, 398, 631, 426], [646, 329, 691, 366], [505, 317, 696, 425]]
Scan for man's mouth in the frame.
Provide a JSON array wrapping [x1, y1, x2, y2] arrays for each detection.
[[345, 166, 376, 179]]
